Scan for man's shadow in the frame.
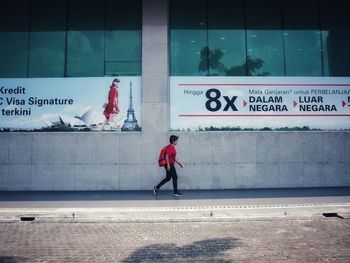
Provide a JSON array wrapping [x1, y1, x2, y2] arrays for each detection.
[[121, 237, 241, 262]]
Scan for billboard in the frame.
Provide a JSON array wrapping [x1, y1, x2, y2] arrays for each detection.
[[0, 77, 141, 131], [170, 77, 350, 131]]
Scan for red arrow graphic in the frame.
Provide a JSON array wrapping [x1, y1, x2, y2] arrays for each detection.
[[342, 100, 346, 107], [293, 100, 298, 108], [243, 100, 247, 108]]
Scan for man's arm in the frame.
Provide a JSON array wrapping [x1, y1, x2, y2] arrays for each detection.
[[175, 159, 184, 168], [165, 153, 170, 171]]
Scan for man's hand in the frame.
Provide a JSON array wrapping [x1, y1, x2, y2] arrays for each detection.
[[167, 165, 170, 172]]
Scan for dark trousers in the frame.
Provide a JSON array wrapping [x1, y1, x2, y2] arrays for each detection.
[[156, 164, 178, 193]]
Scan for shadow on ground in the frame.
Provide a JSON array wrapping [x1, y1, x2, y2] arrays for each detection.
[[0, 256, 28, 263], [121, 237, 240, 263]]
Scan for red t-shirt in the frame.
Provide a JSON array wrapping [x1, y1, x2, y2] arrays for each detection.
[[165, 144, 176, 165]]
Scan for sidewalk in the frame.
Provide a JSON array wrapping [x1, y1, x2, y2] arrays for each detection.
[[2, 188, 349, 262], [1, 187, 350, 222]]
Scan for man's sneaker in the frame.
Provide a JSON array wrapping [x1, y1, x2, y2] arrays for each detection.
[[174, 192, 183, 197], [153, 186, 158, 196]]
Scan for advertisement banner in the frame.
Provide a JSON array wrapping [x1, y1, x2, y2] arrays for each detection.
[[0, 77, 141, 131], [170, 77, 350, 131]]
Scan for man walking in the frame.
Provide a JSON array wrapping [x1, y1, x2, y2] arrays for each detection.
[[153, 135, 184, 197]]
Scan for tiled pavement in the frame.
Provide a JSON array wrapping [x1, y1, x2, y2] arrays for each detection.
[[0, 218, 349, 262]]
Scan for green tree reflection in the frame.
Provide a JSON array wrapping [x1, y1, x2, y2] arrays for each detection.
[[198, 46, 269, 76]]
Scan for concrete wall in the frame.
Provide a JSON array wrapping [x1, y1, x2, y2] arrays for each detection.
[[0, 0, 349, 191], [0, 131, 349, 191]]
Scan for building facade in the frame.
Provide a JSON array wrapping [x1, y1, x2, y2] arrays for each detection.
[[0, 0, 349, 191]]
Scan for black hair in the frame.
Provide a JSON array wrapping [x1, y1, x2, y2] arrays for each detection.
[[110, 78, 120, 88], [112, 78, 120, 85], [169, 135, 179, 144]]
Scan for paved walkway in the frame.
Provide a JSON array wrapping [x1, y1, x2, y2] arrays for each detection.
[[0, 188, 349, 262], [1, 188, 350, 222], [1, 188, 350, 208], [0, 218, 349, 262]]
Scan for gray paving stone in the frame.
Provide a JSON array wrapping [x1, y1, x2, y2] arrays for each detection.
[[0, 219, 349, 262]]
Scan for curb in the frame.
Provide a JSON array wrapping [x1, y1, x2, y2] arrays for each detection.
[[1, 203, 349, 223]]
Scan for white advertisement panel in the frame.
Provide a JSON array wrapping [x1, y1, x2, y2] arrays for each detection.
[[0, 77, 141, 131], [170, 77, 350, 130]]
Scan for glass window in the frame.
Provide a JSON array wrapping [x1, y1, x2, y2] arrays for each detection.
[[0, 1, 30, 77], [0, 0, 142, 78], [284, 0, 322, 76], [170, 0, 208, 76], [28, 0, 67, 77], [66, 0, 105, 77], [105, 0, 142, 76], [207, 0, 246, 76], [321, 0, 350, 76], [246, 0, 284, 76]]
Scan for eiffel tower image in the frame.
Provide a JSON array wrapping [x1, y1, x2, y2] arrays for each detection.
[[122, 81, 140, 131]]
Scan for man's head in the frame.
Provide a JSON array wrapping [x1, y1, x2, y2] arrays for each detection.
[[169, 135, 179, 145]]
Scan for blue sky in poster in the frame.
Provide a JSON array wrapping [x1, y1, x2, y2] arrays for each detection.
[[0, 77, 141, 129]]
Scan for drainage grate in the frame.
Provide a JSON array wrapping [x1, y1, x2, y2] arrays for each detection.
[[322, 213, 344, 219], [20, 216, 35, 222]]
